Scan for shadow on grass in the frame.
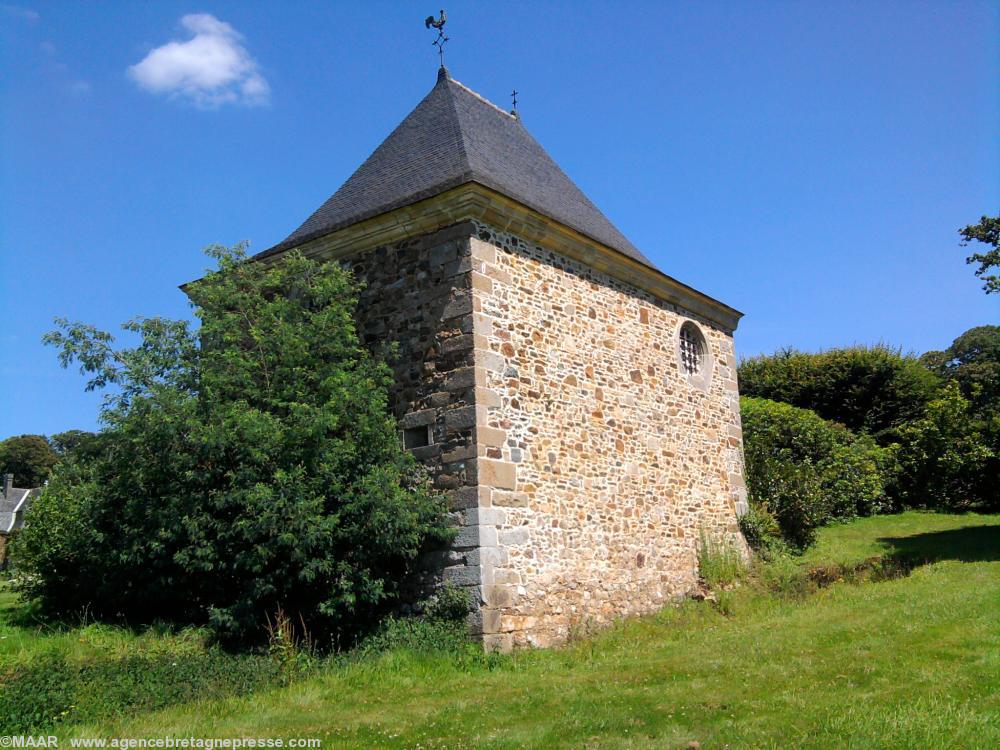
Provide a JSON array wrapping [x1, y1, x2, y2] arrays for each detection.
[[0, 585, 193, 640], [1, 592, 100, 633], [877, 524, 1000, 566], [800, 523, 999, 591]]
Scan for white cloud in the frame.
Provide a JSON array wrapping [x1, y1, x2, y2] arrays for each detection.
[[127, 14, 269, 108]]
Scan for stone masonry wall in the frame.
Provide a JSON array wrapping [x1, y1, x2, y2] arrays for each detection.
[[342, 218, 747, 646], [345, 222, 486, 608], [467, 221, 748, 650]]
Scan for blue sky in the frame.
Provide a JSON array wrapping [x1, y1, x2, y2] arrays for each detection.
[[2, 1, 997, 437]]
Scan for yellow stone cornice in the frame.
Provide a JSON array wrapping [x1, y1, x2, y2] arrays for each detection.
[[250, 183, 744, 332]]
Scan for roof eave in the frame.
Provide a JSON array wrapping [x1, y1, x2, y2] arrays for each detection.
[[232, 182, 743, 332]]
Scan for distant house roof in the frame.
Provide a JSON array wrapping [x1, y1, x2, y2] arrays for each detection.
[[257, 68, 654, 269], [0, 487, 36, 534]]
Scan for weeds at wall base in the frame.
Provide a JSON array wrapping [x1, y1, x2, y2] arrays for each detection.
[[696, 530, 748, 592]]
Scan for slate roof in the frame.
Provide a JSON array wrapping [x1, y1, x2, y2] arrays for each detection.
[[0, 487, 33, 534], [258, 68, 654, 268]]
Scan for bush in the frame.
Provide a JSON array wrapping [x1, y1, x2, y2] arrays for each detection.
[[738, 346, 939, 443], [824, 437, 897, 518], [6, 462, 104, 607], [740, 397, 893, 550], [737, 504, 787, 557], [355, 616, 469, 657], [11, 245, 453, 647], [740, 335, 997, 515], [745, 453, 825, 549], [422, 583, 473, 623]]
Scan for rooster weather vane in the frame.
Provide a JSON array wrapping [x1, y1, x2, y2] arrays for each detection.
[[424, 10, 448, 67]]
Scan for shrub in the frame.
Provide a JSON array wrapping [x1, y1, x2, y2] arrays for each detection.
[[7, 462, 104, 605], [824, 437, 897, 518], [740, 335, 997, 514], [355, 616, 469, 657], [740, 397, 893, 549], [12, 245, 453, 647], [738, 346, 939, 443], [737, 504, 786, 557], [892, 382, 997, 510], [422, 583, 473, 623], [745, 453, 825, 549]]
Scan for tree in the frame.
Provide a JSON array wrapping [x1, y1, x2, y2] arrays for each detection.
[[0, 434, 59, 487], [892, 382, 996, 510], [49, 430, 101, 460], [737, 346, 940, 443], [919, 325, 1000, 511], [13, 245, 452, 646], [920, 325, 1000, 419], [959, 215, 999, 294]]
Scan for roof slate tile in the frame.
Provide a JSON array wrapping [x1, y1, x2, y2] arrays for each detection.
[[259, 69, 654, 268]]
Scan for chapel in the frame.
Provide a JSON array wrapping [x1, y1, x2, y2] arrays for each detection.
[[259, 65, 748, 649]]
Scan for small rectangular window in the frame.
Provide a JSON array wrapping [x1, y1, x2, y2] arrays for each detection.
[[403, 425, 431, 449]]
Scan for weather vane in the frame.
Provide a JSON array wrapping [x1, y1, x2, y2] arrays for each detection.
[[424, 10, 448, 68]]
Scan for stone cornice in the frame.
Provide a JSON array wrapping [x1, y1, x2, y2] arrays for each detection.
[[247, 183, 744, 332]]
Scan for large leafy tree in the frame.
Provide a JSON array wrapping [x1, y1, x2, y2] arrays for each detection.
[[13, 245, 451, 646], [0, 434, 59, 487], [49, 429, 99, 458], [919, 325, 1000, 510], [737, 345, 940, 443], [892, 382, 996, 510], [920, 325, 1000, 419], [959, 215, 999, 294]]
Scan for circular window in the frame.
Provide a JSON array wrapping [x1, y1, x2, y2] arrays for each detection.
[[677, 320, 713, 389]]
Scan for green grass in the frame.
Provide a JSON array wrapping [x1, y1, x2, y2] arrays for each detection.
[[0, 583, 287, 733], [5, 511, 999, 748], [798, 510, 998, 569], [0, 588, 210, 666]]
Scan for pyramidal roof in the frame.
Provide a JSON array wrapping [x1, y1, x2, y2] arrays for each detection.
[[261, 68, 654, 268]]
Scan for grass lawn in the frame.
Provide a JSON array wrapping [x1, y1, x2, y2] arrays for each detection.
[[4, 510, 998, 748], [0, 588, 211, 665]]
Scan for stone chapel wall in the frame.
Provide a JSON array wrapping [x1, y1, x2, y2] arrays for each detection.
[[341, 218, 748, 647], [467, 222, 748, 649], [345, 222, 485, 607]]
